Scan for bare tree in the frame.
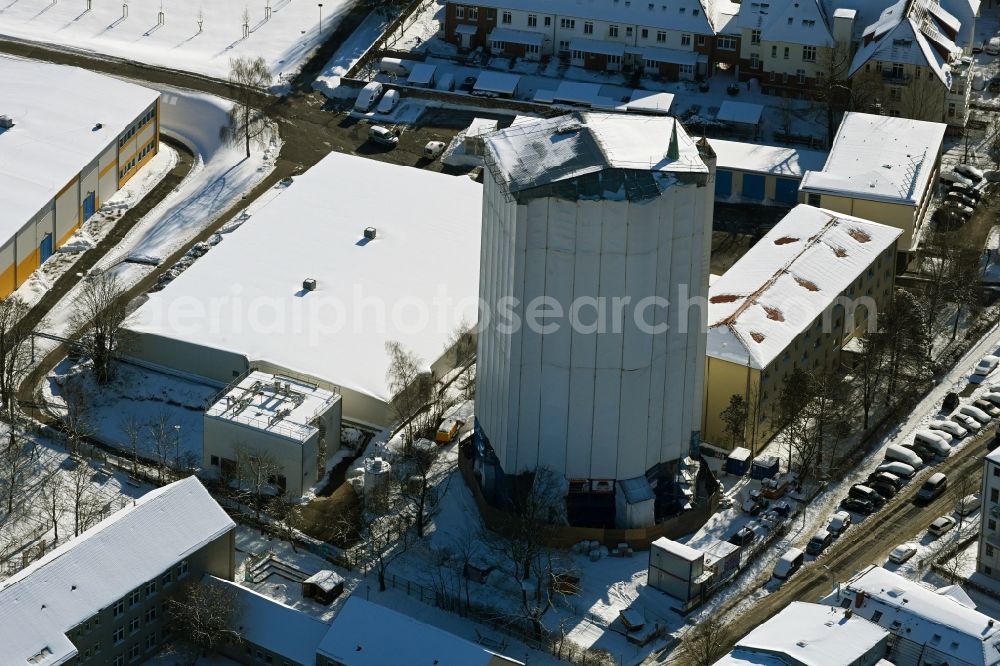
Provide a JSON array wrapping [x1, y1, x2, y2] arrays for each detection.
[[678, 615, 730, 666], [70, 272, 130, 385], [0, 296, 31, 419], [397, 442, 439, 538], [119, 414, 144, 479], [148, 412, 177, 483], [67, 462, 102, 537], [167, 579, 244, 653], [0, 430, 30, 517], [266, 493, 301, 552], [61, 376, 93, 457], [223, 57, 273, 158], [448, 321, 477, 402], [332, 486, 411, 592], [720, 394, 748, 449], [233, 443, 283, 520], [385, 340, 431, 449], [813, 44, 856, 146], [898, 73, 946, 123], [40, 471, 67, 544], [775, 368, 817, 483]]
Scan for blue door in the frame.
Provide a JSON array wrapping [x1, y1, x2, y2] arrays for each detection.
[[83, 192, 96, 221], [742, 174, 765, 201], [715, 169, 732, 198], [774, 178, 799, 205], [39, 234, 53, 264]]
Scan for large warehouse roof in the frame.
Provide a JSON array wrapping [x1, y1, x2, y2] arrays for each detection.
[[128, 152, 482, 405], [0, 56, 159, 233]]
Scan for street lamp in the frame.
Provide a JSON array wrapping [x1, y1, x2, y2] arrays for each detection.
[[318, 3, 323, 33]]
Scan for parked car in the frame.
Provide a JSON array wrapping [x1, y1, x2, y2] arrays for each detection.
[[423, 141, 446, 160], [888, 542, 918, 564], [912, 430, 952, 456], [916, 472, 948, 503], [885, 443, 925, 469], [770, 500, 793, 518], [868, 471, 904, 490], [972, 355, 1000, 383], [959, 404, 992, 424], [974, 399, 1000, 418], [987, 36, 1000, 55], [929, 419, 967, 438], [946, 191, 978, 208], [828, 511, 852, 536], [941, 170, 974, 187], [807, 529, 833, 556], [949, 182, 982, 201], [933, 207, 966, 229], [376, 89, 401, 114], [728, 526, 758, 547], [877, 461, 916, 479], [952, 411, 983, 432], [974, 40, 985, 54], [929, 515, 958, 538], [981, 391, 1000, 407], [368, 125, 399, 147], [842, 496, 876, 515], [773, 548, 805, 580], [956, 493, 983, 516], [742, 490, 769, 516], [940, 202, 973, 221], [869, 480, 898, 499], [354, 81, 384, 112], [761, 476, 790, 499], [850, 484, 886, 509], [943, 392, 961, 411], [956, 164, 985, 182], [459, 75, 477, 92]]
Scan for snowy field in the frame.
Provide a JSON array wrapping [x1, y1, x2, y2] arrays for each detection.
[[0, 0, 357, 85]]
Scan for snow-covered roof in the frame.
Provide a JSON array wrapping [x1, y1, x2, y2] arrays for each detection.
[[474, 70, 521, 95], [632, 44, 701, 65], [736, 0, 836, 46], [407, 62, 437, 85], [707, 205, 901, 369], [799, 112, 945, 205], [450, 0, 720, 34], [206, 576, 331, 664], [620, 90, 676, 115], [825, 566, 1000, 666], [0, 477, 234, 666], [987, 447, 1000, 466], [728, 602, 888, 666], [205, 371, 339, 442], [716, 101, 764, 125], [849, 0, 960, 86], [652, 537, 703, 561], [0, 56, 159, 238], [488, 27, 545, 45], [128, 152, 482, 407], [485, 111, 707, 196], [570, 37, 627, 57], [317, 596, 524, 665], [711, 139, 827, 177], [304, 569, 345, 593]]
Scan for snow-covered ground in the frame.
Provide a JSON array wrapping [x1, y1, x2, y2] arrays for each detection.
[[0, 0, 357, 86], [312, 10, 385, 94]]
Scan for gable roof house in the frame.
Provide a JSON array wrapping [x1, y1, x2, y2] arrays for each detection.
[[848, 0, 970, 126]]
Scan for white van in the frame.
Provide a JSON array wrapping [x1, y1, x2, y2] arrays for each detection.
[[378, 57, 413, 77], [773, 548, 804, 580], [885, 444, 924, 469], [913, 430, 952, 456], [354, 81, 384, 112]]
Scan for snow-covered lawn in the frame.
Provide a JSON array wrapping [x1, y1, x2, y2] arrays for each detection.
[[0, 0, 358, 86], [313, 10, 385, 95]]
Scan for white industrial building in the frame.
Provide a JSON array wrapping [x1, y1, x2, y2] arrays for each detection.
[[204, 370, 343, 497], [0, 56, 160, 297], [127, 151, 482, 429], [476, 112, 714, 527]]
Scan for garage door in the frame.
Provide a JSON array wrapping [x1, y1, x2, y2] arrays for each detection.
[[715, 169, 732, 198], [774, 178, 799, 205], [742, 174, 765, 201]]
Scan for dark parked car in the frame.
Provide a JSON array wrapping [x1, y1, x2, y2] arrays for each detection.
[[728, 526, 758, 548], [869, 480, 898, 499], [459, 76, 477, 92], [867, 471, 904, 490], [841, 496, 876, 515], [943, 392, 960, 412], [850, 484, 886, 509]]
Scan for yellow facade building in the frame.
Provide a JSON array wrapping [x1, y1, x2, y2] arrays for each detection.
[[0, 57, 160, 297], [703, 204, 900, 452]]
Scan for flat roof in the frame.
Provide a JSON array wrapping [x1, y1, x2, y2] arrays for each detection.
[[488, 27, 544, 45], [207, 577, 331, 664], [569, 37, 627, 57], [799, 112, 946, 205], [707, 204, 901, 369], [716, 101, 763, 125], [128, 152, 482, 406], [317, 596, 524, 665], [0, 477, 234, 666], [407, 62, 437, 85], [206, 371, 338, 442], [620, 90, 675, 115], [652, 537, 703, 561], [0, 56, 159, 236], [711, 139, 828, 177], [473, 70, 520, 94], [735, 602, 888, 666]]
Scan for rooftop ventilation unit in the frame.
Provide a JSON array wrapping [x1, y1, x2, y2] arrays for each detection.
[[303, 278, 317, 292], [364, 226, 377, 240], [0, 116, 13, 129]]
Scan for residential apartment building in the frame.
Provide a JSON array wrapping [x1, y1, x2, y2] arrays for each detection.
[[443, 0, 739, 80], [822, 566, 1000, 666], [703, 204, 900, 451], [799, 112, 946, 255], [848, 0, 971, 127], [0, 476, 235, 666], [977, 448, 1000, 579]]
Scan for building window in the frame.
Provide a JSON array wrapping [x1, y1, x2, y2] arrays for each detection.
[[872, 611, 883, 622], [680, 63, 694, 75], [771, 45, 777, 58], [145, 581, 157, 597], [990, 519, 997, 531], [988, 566, 994, 575], [948, 103, 956, 118], [583, 21, 593, 34], [129, 590, 141, 607], [717, 35, 736, 50], [526, 13, 536, 26], [129, 643, 141, 662], [560, 18, 575, 29], [993, 489, 999, 503], [609, 24, 619, 37], [455, 6, 464, 19], [681, 33, 691, 46], [750, 29, 760, 44], [656, 31, 666, 43], [696, 34, 705, 45], [803, 45, 816, 62], [797, 69, 806, 83], [989, 544, 995, 557], [544, 16, 551, 26], [527, 44, 539, 54], [889, 86, 901, 101], [891, 63, 904, 79], [113, 600, 125, 618], [179, 560, 189, 579], [502, 10, 511, 23], [468, 7, 478, 19], [114, 657, 125, 666], [145, 634, 157, 652], [129, 618, 141, 635], [145, 607, 157, 623], [571, 50, 583, 60], [162, 571, 173, 587], [559, 39, 569, 51], [641, 28, 648, 38], [607, 54, 622, 65], [114, 626, 125, 645], [750, 53, 760, 69], [807, 193, 821, 206], [783, 46, 789, 59]]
